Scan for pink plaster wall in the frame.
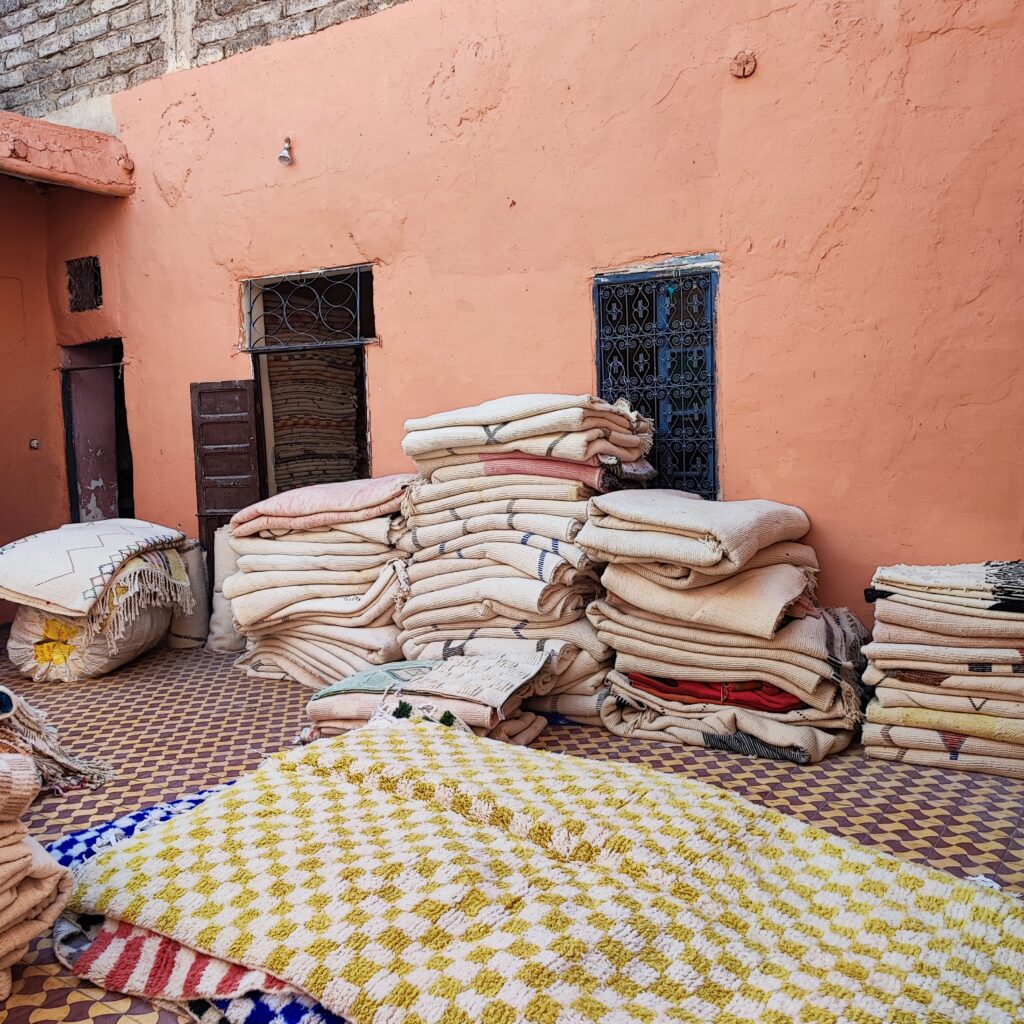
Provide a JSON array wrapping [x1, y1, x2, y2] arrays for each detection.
[[39, 0, 1024, 617], [0, 176, 69, 618]]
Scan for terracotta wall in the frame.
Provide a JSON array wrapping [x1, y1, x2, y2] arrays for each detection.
[[0, 176, 68, 617], [38, 0, 1024, 617]]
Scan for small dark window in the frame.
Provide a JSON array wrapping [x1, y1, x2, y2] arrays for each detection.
[[244, 265, 375, 350], [595, 259, 718, 498], [66, 256, 103, 312]]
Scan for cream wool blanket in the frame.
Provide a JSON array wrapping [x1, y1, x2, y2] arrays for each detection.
[[579, 492, 810, 571], [602, 562, 813, 639], [403, 549, 593, 589], [404, 393, 647, 434], [866, 745, 1024, 780], [872, 560, 1024, 603], [866, 698, 1024, 745], [69, 719, 1024, 1023], [863, 722, 1024, 761], [229, 476, 415, 537], [862, 640, 1024, 667], [403, 499, 591, 530], [0, 519, 186, 624], [235, 553, 391, 573], [406, 474, 594, 504], [404, 482, 594, 518], [396, 577, 583, 624], [875, 684, 1024, 719], [619, 542, 819, 591], [404, 531, 593, 571], [394, 513, 582, 552], [236, 632, 402, 689], [410, 431, 649, 466], [224, 570, 385, 597], [233, 563, 402, 630], [601, 672, 852, 764], [863, 664, 1024, 693], [525, 686, 610, 726], [229, 537, 393, 558], [259, 519, 394, 545], [869, 719, 996, 757], [872, 620, 1024, 649], [873, 597, 1024, 640], [400, 618, 610, 661]]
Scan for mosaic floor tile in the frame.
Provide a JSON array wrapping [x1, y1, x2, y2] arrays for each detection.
[[1, 642, 1021, 1021]]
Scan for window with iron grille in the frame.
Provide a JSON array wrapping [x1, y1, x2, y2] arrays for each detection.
[[595, 258, 718, 498], [242, 264, 374, 496], [66, 256, 102, 312], [243, 265, 375, 351]]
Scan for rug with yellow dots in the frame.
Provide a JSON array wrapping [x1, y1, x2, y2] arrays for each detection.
[[70, 717, 1024, 1023], [3, 642, 1024, 1023]]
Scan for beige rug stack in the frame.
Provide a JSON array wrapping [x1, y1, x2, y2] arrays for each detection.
[[0, 753, 71, 999], [394, 394, 654, 724], [223, 475, 415, 688], [862, 560, 1024, 778], [580, 489, 867, 763]]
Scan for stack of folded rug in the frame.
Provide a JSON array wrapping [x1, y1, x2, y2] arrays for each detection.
[[2, 519, 193, 682], [0, 753, 71, 1000], [862, 561, 1024, 779], [224, 475, 415, 688], [395, 394, 654, 722], [303, 653, 552, 745], [582, 490, 868, 763]]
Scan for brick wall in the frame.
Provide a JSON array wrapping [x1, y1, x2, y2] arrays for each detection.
[[0, 0, 409, 117]]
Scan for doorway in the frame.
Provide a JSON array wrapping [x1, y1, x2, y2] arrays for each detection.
[[60, 338, 135, 522], [243, 265, 375, 497]]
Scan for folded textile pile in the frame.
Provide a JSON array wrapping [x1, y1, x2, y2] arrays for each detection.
[[582, 489, 867, 763], [0, 685, 113, 794], [863, 560, 1024, 778], [304, 653, 551, 745], [396, 394, 654, 714], [2, 519, 193, 682], [64, 718, 1024, 1023], [0, 753, 72, 1000], [224, 475, 415, 688]]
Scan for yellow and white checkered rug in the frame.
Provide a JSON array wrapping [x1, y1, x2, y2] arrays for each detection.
[[73, 717, 1024, 1024]]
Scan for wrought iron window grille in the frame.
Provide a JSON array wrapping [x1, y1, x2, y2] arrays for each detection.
[[595, 256, 719, 498], [242, 265, 377, 353], [66, 256, 103, 312]]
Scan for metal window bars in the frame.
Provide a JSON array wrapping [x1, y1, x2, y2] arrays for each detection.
[[66, 256, 103, 312], [595, 258, 719, 498], [242, 265, 377, 353]]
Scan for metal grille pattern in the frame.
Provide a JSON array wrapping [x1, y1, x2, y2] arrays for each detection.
[[66, 256, 102, 312], [596, 265, 717, 497], [244, 265, 374, 350]]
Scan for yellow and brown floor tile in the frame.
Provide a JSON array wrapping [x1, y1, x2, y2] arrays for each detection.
[[1, 643, 1021, 1021]]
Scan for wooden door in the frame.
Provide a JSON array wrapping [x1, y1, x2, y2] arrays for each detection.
[[190, 380, 262, 590]]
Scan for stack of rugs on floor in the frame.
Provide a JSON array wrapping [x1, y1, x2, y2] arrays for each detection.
[[581, 490, 868, 763], [303, 652, 552, 745], [862, 560, 1024, 779], [1, 519, 195, 682], [224, 475, 415, 687], [394, 393, 654, 725], [0, 753, 71, 1000]]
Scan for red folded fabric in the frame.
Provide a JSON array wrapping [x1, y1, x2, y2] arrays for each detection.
[[626, 673, 808, 712]]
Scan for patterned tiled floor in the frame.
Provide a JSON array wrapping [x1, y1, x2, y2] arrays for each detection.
[[3, 643, 1023, 1022]]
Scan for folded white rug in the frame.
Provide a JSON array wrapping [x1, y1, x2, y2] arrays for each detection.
[[579, 491, 810, 571]]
